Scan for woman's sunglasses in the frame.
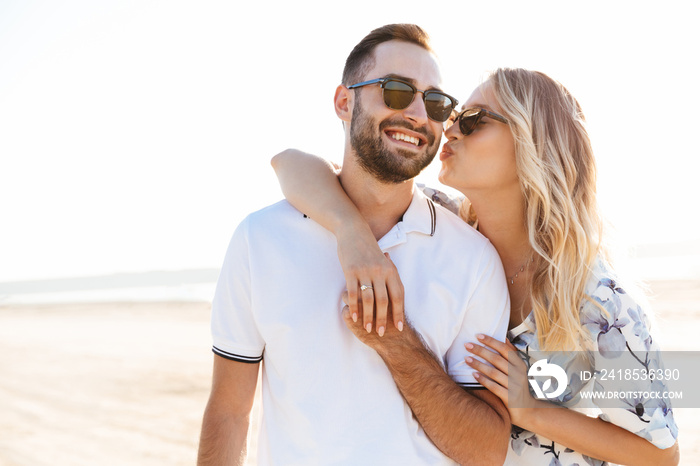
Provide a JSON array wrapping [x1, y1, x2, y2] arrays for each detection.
[[347, 77, 458, 123], [452, 107, 509, 136]]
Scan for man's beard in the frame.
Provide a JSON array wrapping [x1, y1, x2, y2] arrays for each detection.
[[349, 97, 439, 184]]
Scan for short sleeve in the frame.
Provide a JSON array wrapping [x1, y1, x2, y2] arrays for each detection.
[[445, 243, 510, 388], [210, 217, 265, 363], [583, 277, 679, 449]]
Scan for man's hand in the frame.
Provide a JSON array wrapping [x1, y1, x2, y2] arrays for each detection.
[[340, 301, 416, 356]]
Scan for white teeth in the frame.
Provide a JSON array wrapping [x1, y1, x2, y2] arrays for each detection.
[[391, 132, 420, 146]]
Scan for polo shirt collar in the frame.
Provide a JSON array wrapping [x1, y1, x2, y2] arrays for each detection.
[[377, 187, 437, 250]]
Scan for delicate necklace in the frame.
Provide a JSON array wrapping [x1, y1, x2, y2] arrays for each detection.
[[507, 257, 533, 285]]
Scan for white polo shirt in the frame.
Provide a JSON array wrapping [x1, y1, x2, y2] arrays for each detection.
[[211, 187, 510, 465]]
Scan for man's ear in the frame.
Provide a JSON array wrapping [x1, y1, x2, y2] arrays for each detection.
[[334, 84, 352, 123]]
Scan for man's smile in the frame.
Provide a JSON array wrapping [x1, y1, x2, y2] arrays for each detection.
[[383, 128, 427, 149]]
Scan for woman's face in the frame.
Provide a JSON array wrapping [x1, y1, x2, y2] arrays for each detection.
[[438, 82, 518, 196]]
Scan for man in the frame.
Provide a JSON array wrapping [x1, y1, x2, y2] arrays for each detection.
[[198, 24, 511, 465]]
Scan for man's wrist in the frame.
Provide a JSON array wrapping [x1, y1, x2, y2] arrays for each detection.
[[376, 326, 433, 361]]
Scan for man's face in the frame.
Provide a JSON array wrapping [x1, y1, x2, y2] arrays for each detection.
[[348, 41, 445, 184]]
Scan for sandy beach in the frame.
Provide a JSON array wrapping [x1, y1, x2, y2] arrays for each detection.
[[1, 280, 698, 465]]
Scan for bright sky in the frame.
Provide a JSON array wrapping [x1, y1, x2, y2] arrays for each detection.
[[1, 0, 698, 282]]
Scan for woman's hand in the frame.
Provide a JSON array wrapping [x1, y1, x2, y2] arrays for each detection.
[[466, 335, 681, 466], [336, 227, 405, 336], [464, 334, 541, 427]]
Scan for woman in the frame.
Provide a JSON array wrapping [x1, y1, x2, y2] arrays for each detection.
[[271, 68, 679, 465]]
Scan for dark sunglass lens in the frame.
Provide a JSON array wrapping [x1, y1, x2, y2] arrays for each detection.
[[382, 80, 415, 110], [458, 109, 481, 135], [424, 92, 455, 122]]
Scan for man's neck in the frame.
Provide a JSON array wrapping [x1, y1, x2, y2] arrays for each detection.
[[338, 163, 414, 241]]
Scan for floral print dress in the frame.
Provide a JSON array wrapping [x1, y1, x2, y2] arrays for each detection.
[[505, 258, 678, 465]]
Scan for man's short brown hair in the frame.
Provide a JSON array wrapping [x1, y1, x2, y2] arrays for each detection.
[[341, 24, 433, 86]]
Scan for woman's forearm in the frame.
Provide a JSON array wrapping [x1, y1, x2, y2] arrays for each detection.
[[271, 149, 364, 236], [520, 403, 679, 466]]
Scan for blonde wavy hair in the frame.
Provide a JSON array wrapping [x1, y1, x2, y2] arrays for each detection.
[[461, 68, 604, 351]]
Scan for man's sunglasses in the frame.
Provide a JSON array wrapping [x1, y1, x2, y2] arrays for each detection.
[[347, 77, 458, 123], [452, 107, 509, 136]]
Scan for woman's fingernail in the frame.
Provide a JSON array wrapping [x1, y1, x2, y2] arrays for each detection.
[[473, 372, 481, 379], [378, 326, 385, 337], [476, 334, 485, 340], [397, 321, 403, 332], [465, 356, 473, 363], [352, 312, 358, 322], [366, 323, 372, 333], [465, 343, 474, 350]]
